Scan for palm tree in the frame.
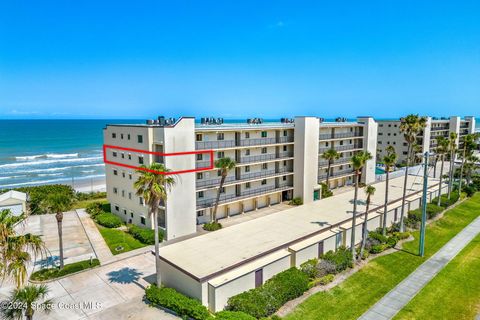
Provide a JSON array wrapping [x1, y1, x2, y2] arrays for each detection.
[[134, 162, 176, 288], [1, 284, 52, 320], [359, 185, 376, 259], [40, 193, 73, 269], [435, 136, 449, 206], [447, 132, 458, 199], [322, 149, 341, 187], [399, 114, 427, 232], [381, 146, 397, 236], [0, 209, 46, 288], [212, 157, 236, 222], [465, 155, 479, 185], [458, 134, 478, 195], [350, 151, 373, 257]]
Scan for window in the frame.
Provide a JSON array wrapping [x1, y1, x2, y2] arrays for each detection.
[[128, 192, 132, 200], [262, 163, 268, 170], [113, 169, 118, 175], [245, 149, 250, 156], [261, 131, 267, 138], [196, 154, 203, 161], [394, 133, 397, 136], [113, 187, 118, 194], [283, 176, 287, 181], [326, 142, 329, 147], [130, 212, 134, 218], [261, 179, 267, 185], [388, 124, 391, 127], [140, 217, 146, 225], [113, 151, 117, 157], [121, 133, 124, 139], [379, 124, 384, 127], [378, 141, 382, 144], [138, 156, 144, 164], [339, 141, 343, 146], [246, 182, 251, 189], [283, 130, 287, 136], [217, 133, 224, 140], [128, 154, 132, 160], [139, 197, 144, 205], [115, 205, 119, 211], [283, 161, 287, 166], [137, 135, 143, 143], [217, 151, 224, 159], [129, 174, 132, 180], [123, 209, 127, 215], [261, 147, 267, 154], [112, 133, 116, 138], [197, 210, 205, 217], [245, 132, 250, 138], [393, 142, 396, 145], [245, 166, 250, 172], [403, 151, 408, 155], [121, 153, 125, 159], [196, 134, 203, 141], [122, 171, 125, 178], [196, 172, 203, 179], [379, 133, 383, 136], [127, 134, 131, 140], [219, 187, 225, 194], [388, 133, 391, 136], [283, 145, 287, 151], [349, 140, 352, 144], [198, 191, 204, 198], [217, 170, 222, 176], [121, 190, 125, 197]]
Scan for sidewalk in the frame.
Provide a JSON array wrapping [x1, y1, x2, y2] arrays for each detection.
[[358, 215, 480, 320], [76, 209, 114, 264]]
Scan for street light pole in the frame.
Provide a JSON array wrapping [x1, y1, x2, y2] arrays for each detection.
[[419, 151, 429, 257]]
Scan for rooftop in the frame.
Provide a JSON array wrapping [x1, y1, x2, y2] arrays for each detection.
[[159, 173, 439, 281]]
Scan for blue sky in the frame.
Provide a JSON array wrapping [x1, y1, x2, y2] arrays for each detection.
[[0, 1, 479, 119]]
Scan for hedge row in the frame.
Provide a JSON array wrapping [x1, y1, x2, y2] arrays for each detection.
[[31, 259, 100, 281], [320, 246, 353, 273], [12, 184, 75, 214], [128, 224, 164, 244], [96, 212, 123, 228], [226, 268, 310, 318], [431, 191, 460, 208]]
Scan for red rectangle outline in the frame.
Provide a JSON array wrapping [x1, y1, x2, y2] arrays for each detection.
[[103, 144, 214, 175]]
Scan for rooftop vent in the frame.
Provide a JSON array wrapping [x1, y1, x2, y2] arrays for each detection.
[[280, 118, 294, 123], [247, 118, 263, 125], [200, 117, 224, 125], [335, 117, 347, 122], [318, 117, 325, 123]]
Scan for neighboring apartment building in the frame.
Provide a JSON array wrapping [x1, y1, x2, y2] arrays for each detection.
[[103, 116, 377, 240], [376, 116, 476, 163]]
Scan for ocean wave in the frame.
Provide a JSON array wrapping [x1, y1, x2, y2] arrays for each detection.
[[81, 170, 96, 173], [0, 156, 103, 169], [14, 153, 79, 161], [37, 173, 63, 177], [0, 174, 105, 189]]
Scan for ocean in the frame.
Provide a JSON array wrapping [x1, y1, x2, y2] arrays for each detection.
[[1, 118, 479, 190]]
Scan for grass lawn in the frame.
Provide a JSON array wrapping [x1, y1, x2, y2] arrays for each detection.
[[284, 193, 480, 320], [31, 259, 100, 281], [72, 197, 108, 210], [394, 234, 480, 320], [97, 224, 147, 255]]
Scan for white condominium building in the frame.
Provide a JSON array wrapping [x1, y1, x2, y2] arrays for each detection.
[[376, 116, 476, 163], [103, 116, 377, 240]]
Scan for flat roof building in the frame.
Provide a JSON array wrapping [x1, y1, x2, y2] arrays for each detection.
[[103, 116, 377, 240]]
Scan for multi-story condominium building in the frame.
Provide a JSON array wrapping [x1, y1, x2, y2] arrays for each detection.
[[103, 116, 377, 240], [376, 116, 476, 163]]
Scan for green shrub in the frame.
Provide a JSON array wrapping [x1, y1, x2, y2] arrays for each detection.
[[426, 203, 443, 218], [300, 259, 319, 279], [463, 185, 477, 197], [368, 231, 388, 244], [203, 222, 222, 231], [86, 202, 104, 218], [392, 232, 410, 240], [75, 191, 107, 201], [289, 197, 303, 205], [369, 244, 388, 254], [310, 274, 335, 287], [13, 184, 75, 214], [432, 191, 460, 208], [320, 183, 333, 198], [145, 285, 211, 320], [226, 268, 309, 318], [30, 259, 100, 281], [407, 209, 422, 223], [96, 212, 122, 228], [386, 237, 397, 248], [128, 224, 164, 244], [215, 311, 256, 320], [320, 246, 353, 273]]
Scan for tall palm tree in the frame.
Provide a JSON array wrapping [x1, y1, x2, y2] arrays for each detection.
[[0, 209, 46, 288], [134, 162, 176, 288], [1, 284, 52, 320], [435, 136, 449, 206], [399, 114, 427, 232], [458, 134, 478, 195], [40, 193, 73, 269], [350, 151, 373, 257], [212, 157, 236, 222], [322, 149, 341, 187], [359, 185, 376, 259], [447, 132, 458, 199], [381, 146, 397, 236]]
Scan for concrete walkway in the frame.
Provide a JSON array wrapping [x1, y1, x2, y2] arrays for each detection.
[[359, 216, 480, 320], [76, 209, 114, 264]]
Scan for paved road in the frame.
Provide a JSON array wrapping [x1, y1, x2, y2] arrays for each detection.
[[359, 216, 480, 320]]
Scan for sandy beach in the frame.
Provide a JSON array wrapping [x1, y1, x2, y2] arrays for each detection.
[[72, 176, 106, 193]]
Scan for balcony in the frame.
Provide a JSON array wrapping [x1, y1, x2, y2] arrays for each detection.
[[195, 136, 294, 150], [431, 126, 449, 131], [196, 184, 293, 209], [318, 157, 351, 167], [319, 143, 363, 153], [319, 132, 363, 140], [239, 151, 293, 164], [318, 168, 355, 181], [196, 168, 294, 189]]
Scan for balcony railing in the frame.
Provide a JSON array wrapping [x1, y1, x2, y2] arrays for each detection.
[[318, 168, 355, 181], [196, 185, 293, 208], [431, 126, 449, 131], [319, 144, 363, 153], [196, 168, 294, 189], [196, 160, 212, 169], [318, 157, 351, 167], [239, 151, 293, 164], [319, 132, 363, 140], [196, 175, 236, 188], [195, 136, 294, 150]]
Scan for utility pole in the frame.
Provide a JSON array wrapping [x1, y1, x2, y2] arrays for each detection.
[[419, 152, 429, 257]]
